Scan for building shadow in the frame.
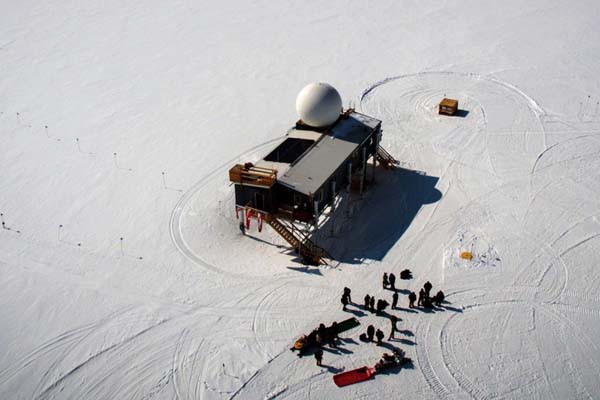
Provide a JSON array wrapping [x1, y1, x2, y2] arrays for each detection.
[[286, 265, 323, 276], [453, 109, 469, 118], [320, 166, 442, 264]]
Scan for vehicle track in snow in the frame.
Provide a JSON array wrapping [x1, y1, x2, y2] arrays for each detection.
[[169, 135, 286, 278]]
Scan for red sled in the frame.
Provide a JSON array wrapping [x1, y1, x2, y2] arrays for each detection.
[[333, 366, 375, 387]]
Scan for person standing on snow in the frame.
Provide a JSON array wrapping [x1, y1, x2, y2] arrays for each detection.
[[408, 291, 417, 308], [343, 287, 352, 303], [434, 290, 445, 306], [418, 288, 426, 307], [424, 281, 433, 297], [369, 296, 376, 313], [389, 315, 400, 339], [392, 291, 399, 309], [341, 294, 349, 311], [389, 273, 396, 290], [375, 329, 385, 345], [383, 273, 389, 289], [367, 324, 375, 341], [315, 348, 323, 366], [364, 294, 371, 310]]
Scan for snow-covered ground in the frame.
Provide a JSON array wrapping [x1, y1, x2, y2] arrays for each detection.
[[2, 1, 600, 398]]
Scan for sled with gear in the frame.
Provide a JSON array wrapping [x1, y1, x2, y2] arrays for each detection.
[[333, 366, 375, 387], [374, 349, 408, 372], [333, 349, 409, 387]]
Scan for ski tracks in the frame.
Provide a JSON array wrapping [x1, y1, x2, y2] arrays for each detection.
[[415, 319, 453, 400], [169, 135, 286, 278]]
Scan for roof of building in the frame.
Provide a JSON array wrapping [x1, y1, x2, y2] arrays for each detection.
[[274, 111, 381, 196]]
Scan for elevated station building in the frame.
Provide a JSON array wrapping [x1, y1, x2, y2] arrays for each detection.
[[228, 83, 396, 264]]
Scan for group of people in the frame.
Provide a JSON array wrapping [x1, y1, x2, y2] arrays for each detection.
[[361, 294, 390, 315], [408, 281, 445, 309], [382, 272, 397, 290], [359, 324, 386, 344], [312, 277, 447, 367]]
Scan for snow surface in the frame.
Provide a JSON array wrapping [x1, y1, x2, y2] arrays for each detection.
[[2, 1, 600, 399]]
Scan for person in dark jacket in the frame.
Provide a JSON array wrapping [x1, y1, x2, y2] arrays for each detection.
[[389, 315, 400, 339], [423, 281, 433, 297], [383, 273, 389, 289], [408, 291, 417, 308], [315, 348, 323, 366], [343, 287, 352, 303], [364, 294, 371, 310], [375, 329, 385, 345], [341, 294, 349, 311], [392, 291, 399, 309], [434, 290, 445, 306], [369, 296, 376, 313], [367, 324, 375, 341], [376, 299, 383, 314], [389, 273, 396, 290], [418, 288, 426, 307]]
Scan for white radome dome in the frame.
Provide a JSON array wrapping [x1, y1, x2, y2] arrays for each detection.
[[295, 83, 342, 127]]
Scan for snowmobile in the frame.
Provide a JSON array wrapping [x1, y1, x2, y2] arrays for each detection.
[[291, 317, 360, 356]]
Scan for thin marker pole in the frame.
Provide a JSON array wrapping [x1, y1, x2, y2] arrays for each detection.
[[585, 95, 591, 113], [162, 172, 167, 189], [113, 153, 132, 171], [58, 224, 63, 242]]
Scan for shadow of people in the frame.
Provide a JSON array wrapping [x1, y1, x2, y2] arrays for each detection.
[[439, 305, 463, 313], [322, 347, 341, 354], [397, 338, 416, 346], [286, 265, 323, 276], [398, 329, 414, 337], [394, 306, 418, 314], [345, 307, 367, 317], [324, 365, 344, 374], [335, 346, 353, 355], [376, 341, 399, 351]]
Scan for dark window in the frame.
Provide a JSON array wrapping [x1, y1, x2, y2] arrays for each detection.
[[264, 138, 315, 164]]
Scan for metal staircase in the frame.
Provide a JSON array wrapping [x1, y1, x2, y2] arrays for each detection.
[[265, 214, 330, 265], [376, 145, 398, 169]]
